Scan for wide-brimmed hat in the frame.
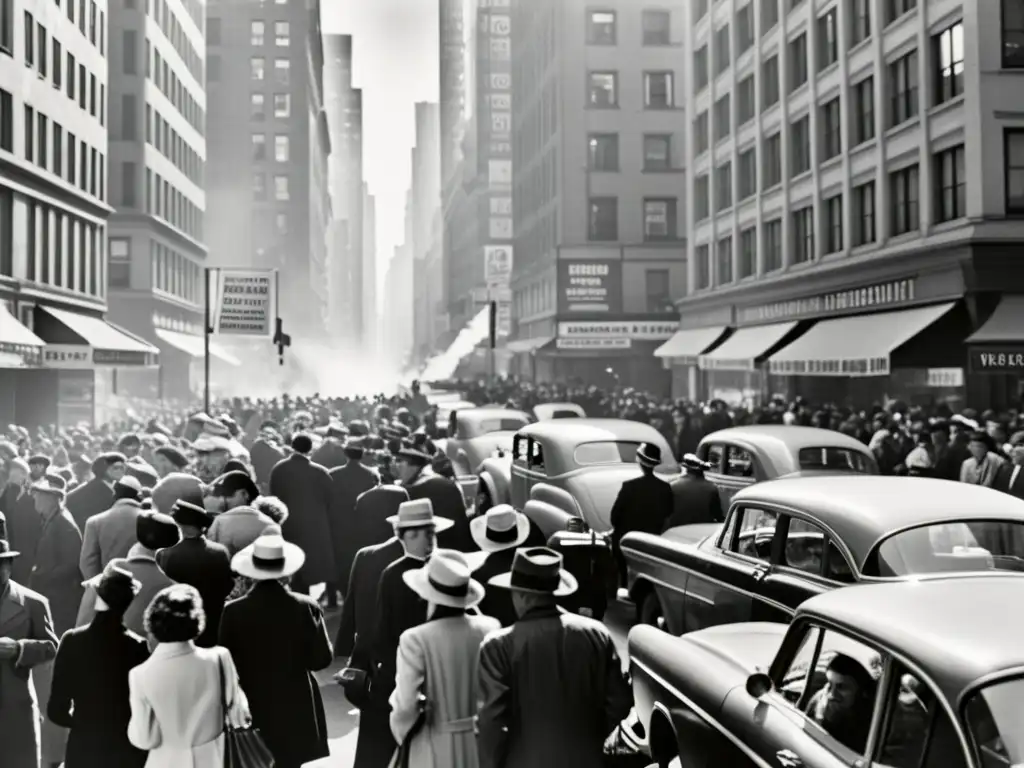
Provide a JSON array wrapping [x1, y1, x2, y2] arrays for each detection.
[[682, 453, 712, 473], [232, 534, 305, 580], [395, 441, 432, 464], [31, 473, 67, 497], [0, 538, 20, 559], [470, 504, 531, 553], [386, 498, 454, 533], [210, 470, 259, 502], [170, 499, 214, 529], [403, 549, 486, 609], [83, 563, 142, 611], [636, 443, 662, 467], [488, 546, 578, 597]]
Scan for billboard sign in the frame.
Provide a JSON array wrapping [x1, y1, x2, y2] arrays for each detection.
[[557, 260, 623, 314], [211, 269, 277, 338]]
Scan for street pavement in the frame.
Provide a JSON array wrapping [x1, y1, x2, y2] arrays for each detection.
[[304, 596, 635, 767]]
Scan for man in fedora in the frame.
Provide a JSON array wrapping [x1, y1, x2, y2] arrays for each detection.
[[327, 437, 380, 603], [608, 442, 673, 585], [313, 423, 349, 470], [205, 470, 280, 557], [477, 547, 632, 768], [664, 452, 724, 530], [220, 535, 333, 768], [0, 538, 60, 768], [66, 451, 127, 532], [470, 504, 531, 627], [79, 475, 146, 580], [394, 440, 474, 553], [156, 497, 234, 647]]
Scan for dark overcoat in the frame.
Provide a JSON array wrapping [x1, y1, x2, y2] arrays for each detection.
[[335, 537, 404, 661], [2, 487, 40, 584], [609, 473, 673, 583], [404, 472, 473, 552], [665, 474, 724, 530], [269, 453, 337, 586], [47, 611, 150, 768], [219, 580, 334, 768], [250, 438, 285, 494], [349, 485, 408, 560], [156, 537, 234, 647], [30, 508, 84, 635], [328, 461, 380, 592], [473, 547, 517, 628], [65, 478, 114, 533], [312, 440, 348, 470]]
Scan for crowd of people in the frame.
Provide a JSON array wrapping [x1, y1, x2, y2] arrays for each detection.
[[0, 375, 1022, 768]]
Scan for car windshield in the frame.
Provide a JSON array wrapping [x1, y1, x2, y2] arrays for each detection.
[[471, 417, 530, 436], [869, 521, 1024, 577], [798, 447, 875, 473], [964, 676, 1024, 766], [573, 441, 677, 471]]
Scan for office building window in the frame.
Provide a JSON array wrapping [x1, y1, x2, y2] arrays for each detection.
[[0, 0, 10, 54], [588, 72, 617, 107], [37, 22, 46, 78], [52, 40, 61, 87], [0, 89, 10, 152], [694, 174, 710, 221], [792, 205, 814, 263], [275, 21, 289, 46], [715, 162, 732, 211], [253, 172, 266, 199], [251, 56, 265, 80], [109, 238, 130, 287], [789, 33, 808, 91], [251, 20, 264, 46], [790, 115, 810, 177], [714, 95, 730, 140], [824, 194, 843, 253], [121, 161, 136, 207], [885, 0, 917, 25], [588, 133, 619, 171], [1006, 130, 1024, 213], [67, 132, 75, 184], [694, 111, 709, 154], [851, 0, 871, 46], [251, 92, 266, 119], [24, 12, 33, 66], [818, 8, 838, 70], [694, 0, 709, 23], [66, 53, 74, 100], [737, 4, 753, 54], [738, 146, 756, 200], [737, 75, 755, 124], [934, 22, 964, 104], [122, 29, 139, 75], [762, 0, 779, 33], [762, 54, 780, 107], [739, 227, 756, 278], [274, 59, 289, 85], [934, 144, 966, 222], [694, 45, 709, 90], [252, 133, 266, 160], [52, 123, 61, 176], [763, 218, 782, 271], [1003, 0, 1024, 68], [122, 94, 136, 140], [715, 24, 731, 74], [820, 98, 841, 160], [588, 197, 618, 240], [645, 269, 671, 312], [643, 198, 675, 240], [37, 113, 47, 170], [696, 244, 711, 289], [642, 134, 671, 171], [273, 93, 290, 117], [586, 10, 616, 45], [274, 134, 289, 162], [643, 71, 673, 108], [853, 181, 876, 245], [852, 77, 875, 144], [763, 132, 781, 189], [717, 236, 733, 285], [890, 164, 920, 235], [642, 10, 671, 46], [888, 50, 919, 126]]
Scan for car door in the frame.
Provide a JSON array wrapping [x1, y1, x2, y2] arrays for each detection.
[[700, 441, 732, 510]]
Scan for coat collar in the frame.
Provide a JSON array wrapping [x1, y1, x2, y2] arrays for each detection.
[[289, 453, 310, 463], [0, 580, 28, 634], [126, 543, 157, 562], [151, 641, 196, 660]]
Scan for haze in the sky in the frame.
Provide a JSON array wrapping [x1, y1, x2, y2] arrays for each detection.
[[321, 1, 440, 307]]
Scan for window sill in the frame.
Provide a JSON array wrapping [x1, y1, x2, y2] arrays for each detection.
[[850, 137, 878, 155], [817, 154, 842, 172], [929, 94, 964, 119], [585, 104, 621, 111], [641, 40, 681, 48], [883, 7, 918, 32], [931, 216, 967, 233], [789, 169, 813, 184], [850, 242, 878, 256], [788, 81, 809, 100], [588, 168, 620, 174], [642, 166, 684, 173], [888, 229, 921, 244], [847, 36, 872, 57], [816, 60, 839, 79], [643, 104, 683, 111], [761, 182, 783, 195], [885, 115, 921, 140]]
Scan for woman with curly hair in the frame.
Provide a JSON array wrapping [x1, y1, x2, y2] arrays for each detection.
[[127, 584, 251, 768]]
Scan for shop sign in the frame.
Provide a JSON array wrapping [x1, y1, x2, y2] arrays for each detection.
[[558, 321, 676, 340], [556, 337, 631, 350], [483, 245, 513, 285], [926, 368, 964, 387], [737, 278, 917, 324], [42, 344, 93, 369], [94, 349, 148, 366], [969, 348, 1024, 374], [769, 357, 891, 377], [210, 269, 276, 338], [557, 260, 623, 314]]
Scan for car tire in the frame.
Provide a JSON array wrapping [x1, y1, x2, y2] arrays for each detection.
[[640, 591, 665, 630]]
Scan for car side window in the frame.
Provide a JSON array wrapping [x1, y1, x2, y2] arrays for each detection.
[[703, 443, 724, 472], [529, 440, 545, 472], [875, 662, 966, 768], [513, 436, 529, 465], [825, 539, 855, 583], [782, 517, 826, 577], [725, 447, 755, 478], [732, 507, 777, 562], [449, 411, 459, 438]]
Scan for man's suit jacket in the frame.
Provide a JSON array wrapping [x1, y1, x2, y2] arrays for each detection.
[[0, 580, 59, 768], [404, 471, 474, 552], [1, 487, 39, 584], [665, 474, 725, 529], [250, 438, 285, 494], [476, 605, 632, 768], [79, 499, 144, 580], [77, 545, 177, 638], [370, 555, 428, 704], [609, 473, 674, 581], [312, 440, 348, 470], [47, 612, 150, 768], [327, 460, 380, 592], [269, 453, 337, 586], [335, 537, 404, 662], [29, 508, 84, 635], [996, 462, 1024, 500], [156, 537, 234, 647], [66, 478, 115, 533]]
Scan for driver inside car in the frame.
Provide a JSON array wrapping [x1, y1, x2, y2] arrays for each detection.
[[806, 653, 876, 753]]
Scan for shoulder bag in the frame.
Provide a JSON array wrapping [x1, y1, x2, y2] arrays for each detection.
[[218, 651, 276, 768]]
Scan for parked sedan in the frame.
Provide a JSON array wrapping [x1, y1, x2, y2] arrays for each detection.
[[630, 575, 1024, 768], [623, 475, 1024, 633], [533, 402, 586, 421]]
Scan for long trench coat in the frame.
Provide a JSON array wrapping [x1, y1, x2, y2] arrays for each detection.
[[390, 613, 500, 768], [269, 454, 337, 587], [328, 461, 381, 593]]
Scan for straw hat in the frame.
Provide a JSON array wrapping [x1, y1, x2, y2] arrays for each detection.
[[231, 534, 305, 580], [386, 498, 454, 533], [470, 504, 530, 553], [403, 549, 485, 609], [488, 546, 578, 597]]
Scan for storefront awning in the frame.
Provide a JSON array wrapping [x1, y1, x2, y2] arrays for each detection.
[[698, 321, 797, 372], [768, 302, 955, 377], [654, 326, 728, 363], [38, 306, 159, 368], [966, 296, 1024, 343], [0, 304, 44, 367], [507, 336, 554, 354], [154, 328, 242, 366]]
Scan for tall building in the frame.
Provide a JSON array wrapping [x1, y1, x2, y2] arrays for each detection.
[[672, 0, 1024, 410], [0, 0, 160, 427], [410, 101, 441, 364], [361, 183, 377, 349], [507, 0, 687, 392], [204, 0, 331, 343], [324, 33, 363, 345], [381, 239, 414, 370], [105, 0, 221, 404]]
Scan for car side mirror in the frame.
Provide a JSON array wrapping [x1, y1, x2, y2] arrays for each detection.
[[746, 672, 773, 699]]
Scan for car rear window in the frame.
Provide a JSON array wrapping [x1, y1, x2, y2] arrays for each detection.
[[798, 447, 875, 473], [868, 521, 1024, 577], [575, 441, 641, 465], [549, 410, 582, 419], [475, 418, 530, 435]]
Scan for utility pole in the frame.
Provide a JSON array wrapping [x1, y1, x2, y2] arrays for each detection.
[[488, 298, 497, 386]]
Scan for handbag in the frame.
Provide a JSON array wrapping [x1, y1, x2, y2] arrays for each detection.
[[388, 693, 429, 768], [217, 652, 276, 768]]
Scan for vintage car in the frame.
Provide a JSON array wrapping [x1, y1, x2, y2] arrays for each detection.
[[630, 574, 1024, 768], [442, 407, 531, 500], [695, 425, 879, 510], [623, 475, 1024, 633], [533, 402, 586, 421], [475, 418, 679, 538]]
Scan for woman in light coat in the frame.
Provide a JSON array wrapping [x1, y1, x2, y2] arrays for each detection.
[[127, 584, 251, 768], [390, 549, 499, 768]]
